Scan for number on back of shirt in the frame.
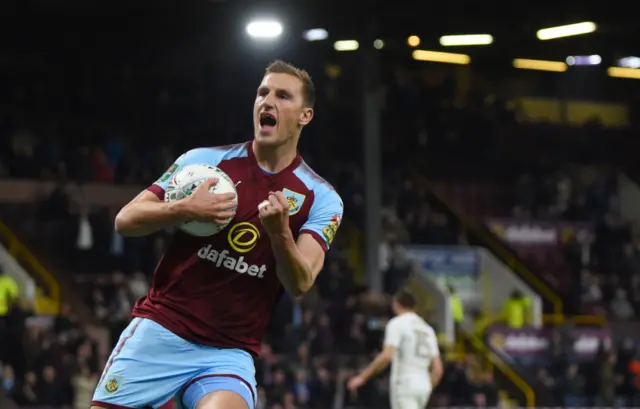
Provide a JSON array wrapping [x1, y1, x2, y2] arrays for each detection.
[[414, 329, 431, 358]]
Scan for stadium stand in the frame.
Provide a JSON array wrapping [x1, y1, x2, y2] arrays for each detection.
[[2, 2, 640, 409]]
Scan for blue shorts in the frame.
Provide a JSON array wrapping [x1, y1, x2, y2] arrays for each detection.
[[92, 318, 257, 409]]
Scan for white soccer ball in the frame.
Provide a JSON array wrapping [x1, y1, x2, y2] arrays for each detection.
[[164, 164, 237, 237]]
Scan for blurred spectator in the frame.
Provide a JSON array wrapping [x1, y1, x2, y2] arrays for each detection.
[[449, 286, 464, 326], [15, 371, 38, 406], [563, 364, 586, 407], [629, 350, 640, 404], [502, 289, 530, 329], [73, 365, 99, 409], [610, 289, 635, 320], [0, 267, 19, 317], [2, 365, 17, 398], [309, 366, 334, 408], [598, 352, 618, 407], [536, 368, 559, 401], [473, 372, 498, 407]]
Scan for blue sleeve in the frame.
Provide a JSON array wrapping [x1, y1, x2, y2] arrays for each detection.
[[147, 148, 227, 199], [299, 187, 344, 251]]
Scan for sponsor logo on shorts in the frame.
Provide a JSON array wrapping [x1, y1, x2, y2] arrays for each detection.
[[322, 214, 341, 246], [228, 222, 260, 253], [283, 188, 306, 215], [104, 374, 123, 394]]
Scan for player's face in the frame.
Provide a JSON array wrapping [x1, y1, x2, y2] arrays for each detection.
[[254, 73, 314, 146]]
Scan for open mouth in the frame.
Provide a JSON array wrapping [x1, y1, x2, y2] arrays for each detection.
[[259, 112, 277, 130]]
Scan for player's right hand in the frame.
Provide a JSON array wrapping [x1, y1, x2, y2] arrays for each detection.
[[181, 178, 237, 224]]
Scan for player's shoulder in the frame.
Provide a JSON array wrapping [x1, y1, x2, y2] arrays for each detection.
[[178, 143, 249, 166], [386, 315, 404, 330], [391, 312, 428, 329], [293, 160, 343, 208], [409, 312, 430, 327]]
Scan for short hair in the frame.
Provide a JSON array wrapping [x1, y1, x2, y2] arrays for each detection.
[[393, 289, 417, 309], [265, 60, 316, 108]]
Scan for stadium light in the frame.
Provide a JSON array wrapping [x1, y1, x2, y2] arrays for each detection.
[[246, 20, 283, 40], [373, 39, 384, 49], [618, 57, 640, 69], [407, 36, 420, 47], [513, 58, 567, 72], [439, 34, 493, 46], [412, 50, 470, 65], [566, 55, 601, 66], [304, 28, 328, 41], [608, 67, 640, 80], [536, 22, 596, 40], [334, 40, 359, 51]]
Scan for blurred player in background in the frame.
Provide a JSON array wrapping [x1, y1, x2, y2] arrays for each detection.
[[347, 290, 443, 409], [90, 60, 343, 409]]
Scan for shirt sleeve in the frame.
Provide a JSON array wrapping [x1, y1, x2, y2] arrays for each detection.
[[384, 318, 402, 348], [146, 153, 187, 200], [299, 187, 343, 252], [146, 148, 224, 200]]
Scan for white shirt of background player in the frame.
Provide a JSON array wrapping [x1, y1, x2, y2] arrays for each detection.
[[347, 291, 444, 397]]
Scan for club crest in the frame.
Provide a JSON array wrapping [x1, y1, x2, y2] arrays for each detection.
[[104, 374, 123, 395], [283, 188, 306, 216]]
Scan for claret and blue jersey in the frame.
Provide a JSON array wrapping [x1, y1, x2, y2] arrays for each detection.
[[150, 141, 343, 253], [137, 141, 343, 354], [92, 141, 343, 409]]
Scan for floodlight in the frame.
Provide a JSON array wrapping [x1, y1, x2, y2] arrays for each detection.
[[304, 29, 328, 41], [439, 34, 493, 46], [618, 57, 640, 69], [536, 22, 596, 40], [566, 55, 601, 66], [608, 67, 640, 80], [412, 50, 470, 65], [246, 20, 283, 39], [407, 36, 420, 47], [334, 40, 359, 51], [512, 59, 567, 72]]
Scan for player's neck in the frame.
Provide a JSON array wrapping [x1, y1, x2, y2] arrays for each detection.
[[252, 140, 298, 173]]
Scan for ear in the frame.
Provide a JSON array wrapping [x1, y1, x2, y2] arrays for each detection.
[[299, 107, 314, 127]]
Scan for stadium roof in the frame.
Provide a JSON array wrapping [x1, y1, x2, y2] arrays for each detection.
[[3, 0, 638, 70]]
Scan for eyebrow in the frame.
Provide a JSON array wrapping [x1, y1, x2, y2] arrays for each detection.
[[257, 86, 293, 96]]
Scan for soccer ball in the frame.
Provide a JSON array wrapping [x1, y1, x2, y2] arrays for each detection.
[[164, 164, 237, 237]]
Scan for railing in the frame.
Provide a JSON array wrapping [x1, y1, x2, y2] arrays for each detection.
[[0, 219, 60, 314], [478, 248, 543, 327], [425, 183, 563, 315], [542, 314, 606, 326], [459, 327, 535, 407], [480, 314, 607, 329]]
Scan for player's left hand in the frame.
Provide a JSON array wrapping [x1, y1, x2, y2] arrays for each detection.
[[347, 375, 366, 392], [258, 191, 290, 236]]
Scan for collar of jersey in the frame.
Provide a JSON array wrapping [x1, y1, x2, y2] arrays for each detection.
[[246, 141, 302, 175]]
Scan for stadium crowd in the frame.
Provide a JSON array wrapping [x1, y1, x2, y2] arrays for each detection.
[[1, 46, 640, 409]]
